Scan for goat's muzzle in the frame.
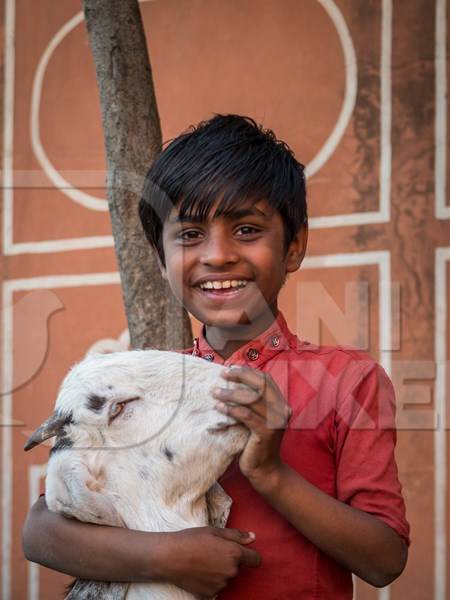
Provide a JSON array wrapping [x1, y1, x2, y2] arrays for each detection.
[[24, 412, 69, 451]]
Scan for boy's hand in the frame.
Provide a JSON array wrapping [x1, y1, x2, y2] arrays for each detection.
[[211, 366, 291, 488], [23, 497, 260, 594], [165, 527, 260, 597]]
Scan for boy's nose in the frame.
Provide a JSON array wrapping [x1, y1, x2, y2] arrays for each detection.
[[199, 235, 239, 267]]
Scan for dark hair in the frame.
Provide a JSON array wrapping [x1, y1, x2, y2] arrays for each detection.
[[139, 114, 307, 265]]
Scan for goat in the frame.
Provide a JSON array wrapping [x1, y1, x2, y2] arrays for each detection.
[[25, 349, 249, 600]]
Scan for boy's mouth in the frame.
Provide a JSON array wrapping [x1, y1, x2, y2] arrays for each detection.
[[194, 279, 250, 299], [199, 279, 248, 290]]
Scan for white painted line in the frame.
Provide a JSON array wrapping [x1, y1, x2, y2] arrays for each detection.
[[379, 262, 392, 376], [435, 0, 449, 219], [309, 210, 388, 230], [30, 11, 107, 212], [2, 272, 120, 599], [4, 272, 121, 292], [29, 0, 160, 213], [379, 0, 392, 223], [310, 0, 391, 230], [2, 1, 116, 257], [2, 0, 15, 258], [304, 250, 387, 269], [27, 464, 47, 600], [378, 587, 390, 600], [1, 2, 16, 596], [303, 250, 392, 375], [304, 251, 392, 600], [435, 247, 450, 600], [1, 281, 13, 600], [8, 236, 114, 255], [306, 0, 358, 178]]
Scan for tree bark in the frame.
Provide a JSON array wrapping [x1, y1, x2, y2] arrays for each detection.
[[83, 0, 192, 350]]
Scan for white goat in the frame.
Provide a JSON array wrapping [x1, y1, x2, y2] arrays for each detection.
[[25, 350, 249, 600]]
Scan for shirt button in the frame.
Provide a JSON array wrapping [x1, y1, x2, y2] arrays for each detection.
[[246, 348, 259, 361], [203, 353, 215, 361], [270, 335, 280, 348]]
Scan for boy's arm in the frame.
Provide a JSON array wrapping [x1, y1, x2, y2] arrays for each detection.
[[250, 464, 407, 587], [213, 365, 408, 588], [23, 496, 260, 596], [23, 496, 165, 582]]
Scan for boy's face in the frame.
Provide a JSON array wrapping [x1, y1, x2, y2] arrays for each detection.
[[160, 198, 307, 330]]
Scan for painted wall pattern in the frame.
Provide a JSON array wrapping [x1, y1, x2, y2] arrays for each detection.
[[1, 0, 449, 598]]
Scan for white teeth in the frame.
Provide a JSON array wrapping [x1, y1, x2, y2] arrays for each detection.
[[199, 280, 248, 290]]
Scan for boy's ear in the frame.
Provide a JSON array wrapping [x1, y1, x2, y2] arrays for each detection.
[[286, 224, 308, 273]]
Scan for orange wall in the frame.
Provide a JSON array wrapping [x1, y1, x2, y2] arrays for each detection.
[[1, 1, 449, 598]]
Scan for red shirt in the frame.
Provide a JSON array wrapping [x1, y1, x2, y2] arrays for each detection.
[[188, 312, 410, 600]]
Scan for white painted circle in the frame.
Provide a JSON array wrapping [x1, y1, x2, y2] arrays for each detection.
[[30, 0, 356, 210], [30, 11, 107, 211], [305, 0, 357, 177]]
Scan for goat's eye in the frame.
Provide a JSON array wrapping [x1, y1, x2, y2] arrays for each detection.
[[108, 402, 125, 423], [107, 396, 140, 425]]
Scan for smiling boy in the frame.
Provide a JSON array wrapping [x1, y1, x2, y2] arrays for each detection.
[[23, 114, 409, 598]]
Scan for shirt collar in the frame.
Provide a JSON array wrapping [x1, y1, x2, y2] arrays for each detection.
[[189, 312, 296, 367]]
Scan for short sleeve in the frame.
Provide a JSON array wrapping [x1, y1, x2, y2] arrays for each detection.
[[335, 363, 410, 546]]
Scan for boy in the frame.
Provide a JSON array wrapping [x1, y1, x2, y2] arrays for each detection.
[[23, 114, 409, 598]]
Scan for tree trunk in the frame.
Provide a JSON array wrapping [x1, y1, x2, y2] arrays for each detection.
[[83, 0, 192, 350]]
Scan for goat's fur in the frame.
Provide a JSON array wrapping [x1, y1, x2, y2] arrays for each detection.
[[26, 350, 249, 600]]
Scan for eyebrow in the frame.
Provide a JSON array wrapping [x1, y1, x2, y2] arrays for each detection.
[[170, 207, 269, 224]]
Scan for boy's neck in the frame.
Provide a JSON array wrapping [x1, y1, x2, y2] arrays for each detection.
[[203, 308, 278, 360]]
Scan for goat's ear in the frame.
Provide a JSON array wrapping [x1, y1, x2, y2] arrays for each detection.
[[24, 412, 69, 451]]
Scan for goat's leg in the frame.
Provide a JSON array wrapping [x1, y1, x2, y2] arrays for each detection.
[[65, 579, 128, 600], [46, 455, 128, 599], [47, 453, 125, 526], [206, 482, 232, 528]]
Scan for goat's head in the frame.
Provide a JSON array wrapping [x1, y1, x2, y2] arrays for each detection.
[[25, 350, 248, 472]]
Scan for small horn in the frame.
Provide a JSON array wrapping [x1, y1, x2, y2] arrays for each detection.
[[24, 412, 69, 452]]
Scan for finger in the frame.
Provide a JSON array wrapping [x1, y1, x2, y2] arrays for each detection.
[[239, 546, 262, 568], [221, 367, 287, 421], [216, 402, 271, 432], [214, 528, 256, 544], [221, 366, 269, 394], [216, 396, 290, 430], [211, 385, 262, 407]]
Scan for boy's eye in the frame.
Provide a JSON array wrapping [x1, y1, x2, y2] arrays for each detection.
[[178, 229, 203, 241], [235, 225, 261, 236]]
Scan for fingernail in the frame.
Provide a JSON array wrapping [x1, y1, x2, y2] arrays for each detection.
[[247, 531, 256, 540], [216, 401, 227, 412]]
